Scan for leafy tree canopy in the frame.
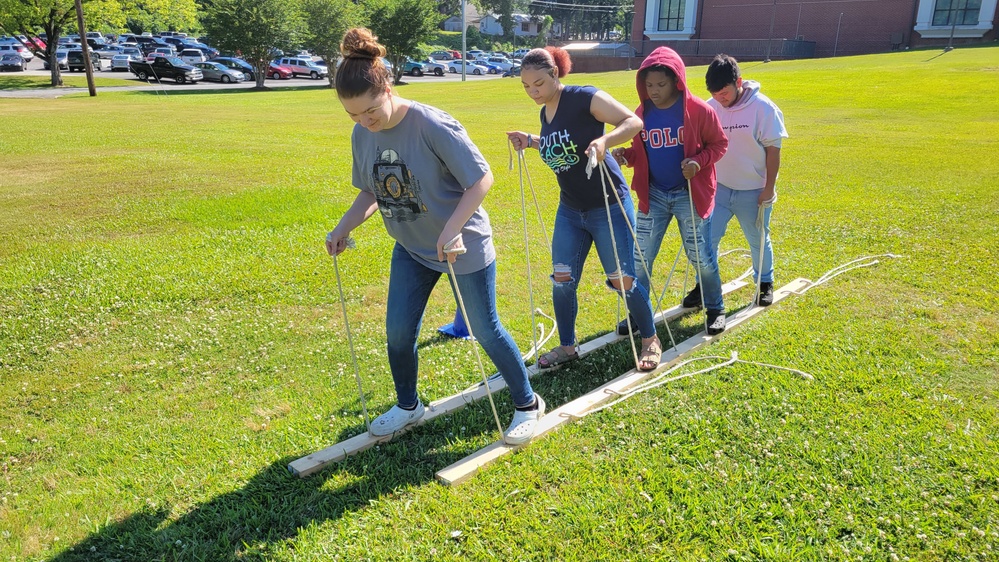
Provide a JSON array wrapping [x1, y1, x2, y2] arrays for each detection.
[[201, 0, 303, 88], [363, 0, 441, 84]]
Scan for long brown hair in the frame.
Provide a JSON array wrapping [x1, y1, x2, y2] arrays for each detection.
[[335, 28, 392, 99]]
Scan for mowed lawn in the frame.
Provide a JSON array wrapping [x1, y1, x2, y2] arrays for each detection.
[[1, 46, 997, 561]]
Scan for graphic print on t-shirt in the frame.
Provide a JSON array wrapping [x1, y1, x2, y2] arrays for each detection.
[[370, 148, 428, 222], [538, 129, 580, 174]]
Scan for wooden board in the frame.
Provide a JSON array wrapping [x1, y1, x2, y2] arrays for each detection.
[[287, 278, 750, 477], [435, 278, 810, 486]]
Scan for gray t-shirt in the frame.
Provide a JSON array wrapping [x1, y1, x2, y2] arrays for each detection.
[[351, 102, 494, 275]]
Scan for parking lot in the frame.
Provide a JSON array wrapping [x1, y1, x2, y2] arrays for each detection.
[[8, 56, 507, 93]]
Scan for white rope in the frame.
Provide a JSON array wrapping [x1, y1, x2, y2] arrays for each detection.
[[443, 237, 506, 440], [685, 178, 711, 334], [792, 254, 903, 295], [588, 150, 641, 370], [578, 351, 814, 418], [509, 139, 557, 362], [515, 148, 542, 363], [599, 161, 680, 354], [331, 241, 371, 433]]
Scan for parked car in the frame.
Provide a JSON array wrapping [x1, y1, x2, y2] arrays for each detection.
[[403, 58, 426, 76], [211, 56, 255, 81], [275, 56, 327, 79], [129, 56, 202, 83], [193, 61, 243, 83], [178, 48, 206, 64], [0, 43, 32, 61], [512, 48, 530, 58], [485, 56, 516, 71], [67, 49, 102, 72], [121, 47, 142, 58], [179, 41, 218, 59], [447, 59, 487, 75], [502, 65, 522, 78], [477, 61, 502, 74], [266, 62, 292, 79], [423, 57, 446, 76], [0, 53, 25, 71], [42, 49, 70, 70], [110, 54, 138, 71], [94, 44, 125, 59], [429, 50, 453, 61]]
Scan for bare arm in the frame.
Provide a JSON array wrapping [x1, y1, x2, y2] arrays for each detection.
[[326, 191, 378, 255], [761, 146, 781, 205], [587, 90, 643, 160], [437, 170, 494, 263]]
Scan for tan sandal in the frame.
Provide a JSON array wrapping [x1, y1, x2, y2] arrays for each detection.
[[638, 338, 662, 372], [537, 346, 579, 369]]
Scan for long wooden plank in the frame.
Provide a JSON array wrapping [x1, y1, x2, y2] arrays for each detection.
[[288, 278, 749, 477], [435, 278, 810, 486]]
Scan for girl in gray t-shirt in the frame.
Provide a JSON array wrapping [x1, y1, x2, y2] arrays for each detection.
[[324, 28, 545, 446]]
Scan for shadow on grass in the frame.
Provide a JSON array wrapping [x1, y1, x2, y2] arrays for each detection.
[[47, 446, 469, 560], [128, 81, 332, 96], [0, 76, 57, 89], [48, 309, 717, 561]]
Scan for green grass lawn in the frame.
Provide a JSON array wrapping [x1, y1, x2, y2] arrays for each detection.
[[1, 46, 997, 561], [0, 74, 138, 89]]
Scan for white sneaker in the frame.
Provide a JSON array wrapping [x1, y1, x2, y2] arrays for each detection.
[[504, 395, 546, 445], [369, 402, 425, 436]]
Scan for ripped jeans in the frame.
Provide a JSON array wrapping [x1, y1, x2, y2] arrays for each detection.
[[550, 196, 656, 347]]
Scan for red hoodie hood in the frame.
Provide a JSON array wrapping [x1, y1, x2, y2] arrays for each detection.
[[621, 46, 729, 218], [636, 46, 689, 106]]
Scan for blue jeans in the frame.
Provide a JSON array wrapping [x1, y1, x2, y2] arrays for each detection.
[[385, 244, 535, 409], [711, 184, 774, 284], [635, 187, 725, 312], [550, 197, 656, 346]]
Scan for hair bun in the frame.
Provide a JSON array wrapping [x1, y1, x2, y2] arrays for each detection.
[[340, 28, 386, 59]]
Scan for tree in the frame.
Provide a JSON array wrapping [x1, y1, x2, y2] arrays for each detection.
[[201, 0, 302, 88], [119, 0, 199, 35], [0, 0, 87, 86], [363, 0, 440, 85], [300, 0, 358, 89], [477, 0, 513, 37]]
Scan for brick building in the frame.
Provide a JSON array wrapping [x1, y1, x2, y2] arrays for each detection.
[[631, 0, 998, 60]]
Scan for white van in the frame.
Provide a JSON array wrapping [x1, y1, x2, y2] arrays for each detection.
[[276, 57, 328, 79]]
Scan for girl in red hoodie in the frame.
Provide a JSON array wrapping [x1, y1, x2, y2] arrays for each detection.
[[613, 46, 729, 335]]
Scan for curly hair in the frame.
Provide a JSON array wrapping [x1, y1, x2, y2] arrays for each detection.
[[335, 28, 392, 99]]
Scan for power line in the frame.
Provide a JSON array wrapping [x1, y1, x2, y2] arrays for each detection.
[[528, 0, 633, 12]]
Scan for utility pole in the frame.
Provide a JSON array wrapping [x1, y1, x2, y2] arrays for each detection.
[[74, 0, 96, 96], [945, 0, 965, 51], [461, 0, 467, 81], [765, 0, 777, 62], [833, 12, 843, 57]]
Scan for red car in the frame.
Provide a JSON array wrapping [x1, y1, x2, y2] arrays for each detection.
[[267, 62, 292, 79]]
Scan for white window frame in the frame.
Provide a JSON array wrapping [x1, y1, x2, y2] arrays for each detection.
[[644, 0, 698, 40], [914, 0, 997, 38]]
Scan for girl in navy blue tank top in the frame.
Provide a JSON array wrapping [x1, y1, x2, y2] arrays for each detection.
[[507, 47, 663, 372]]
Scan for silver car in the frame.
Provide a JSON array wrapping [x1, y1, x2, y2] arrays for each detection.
[[110, 54, 138, 71], [193, 61, 244, 83]]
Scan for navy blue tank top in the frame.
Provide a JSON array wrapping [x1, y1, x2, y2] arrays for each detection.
[[538, 85, 629, 211]]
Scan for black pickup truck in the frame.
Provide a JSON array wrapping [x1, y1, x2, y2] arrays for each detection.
[[128, 56, 203, 84]]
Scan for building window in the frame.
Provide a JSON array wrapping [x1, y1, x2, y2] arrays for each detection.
[[932, 0, 982, 25], [658, 0, 686, 31], [522, 22, 530, 32]]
